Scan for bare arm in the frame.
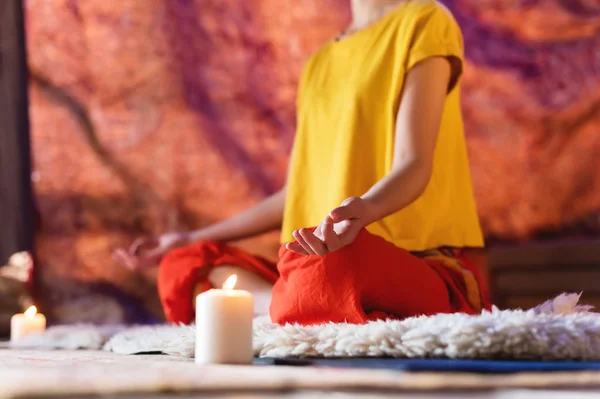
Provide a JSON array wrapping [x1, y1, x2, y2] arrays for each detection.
[[185, 186, 287, 243], [116, 186, 286, 269], [360, 56, 452, 224]]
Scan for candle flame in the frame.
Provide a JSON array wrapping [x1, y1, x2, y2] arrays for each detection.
[[25, 306, 37, 318], [222, 274, 237, 290]]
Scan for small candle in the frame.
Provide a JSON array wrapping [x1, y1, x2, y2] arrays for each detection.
[[195, 274, 254, 365], [11, 305, 46, 341]]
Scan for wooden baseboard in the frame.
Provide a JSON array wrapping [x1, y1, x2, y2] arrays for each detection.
[[502, 294, 600, 311], [487, 239, 600, 309]]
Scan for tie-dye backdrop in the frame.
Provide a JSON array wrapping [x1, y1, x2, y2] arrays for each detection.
[[25, 0, 600, 324]]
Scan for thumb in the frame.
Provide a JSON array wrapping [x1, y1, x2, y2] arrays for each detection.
[[330, 197, 361, 223]]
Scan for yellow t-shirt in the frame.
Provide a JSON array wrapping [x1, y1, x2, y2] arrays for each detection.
[[281, 0, 484, 251]]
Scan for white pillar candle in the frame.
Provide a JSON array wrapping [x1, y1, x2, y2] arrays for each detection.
[[10, 306, 46, 341], [195, 274, 254, 365]]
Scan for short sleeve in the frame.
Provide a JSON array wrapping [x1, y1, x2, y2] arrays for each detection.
[[406, 5, 464, 92]]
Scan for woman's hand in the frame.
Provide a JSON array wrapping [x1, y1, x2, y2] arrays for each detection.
[[113, 232, 189, 271], [286, 197, 369, 256], [113, 187, 288, 271]]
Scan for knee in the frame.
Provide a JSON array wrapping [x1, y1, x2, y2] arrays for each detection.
[[276, 251, 350, 287], [157, 239, 223, 298], [274, 247, 362, 304], [157, 240, 223, 324], [271, 248, 365, 325], [323, 228, 374, 265], [321, 238, 368, 274]]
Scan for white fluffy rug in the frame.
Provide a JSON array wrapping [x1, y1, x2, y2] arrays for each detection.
[[11, 293, 600, 360]]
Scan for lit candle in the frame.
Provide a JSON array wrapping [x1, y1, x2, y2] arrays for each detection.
[[10, 306, 46, 341], [195, 274, 254, 365]]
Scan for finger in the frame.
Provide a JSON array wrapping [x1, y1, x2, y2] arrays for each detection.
[[113, 250, 138, 270], [330, 203, 359, 223], [293, 229, 315, 255], [113, 249, 129, 263], [129, 238, 148, 255], [299, 228, 328, 256], [286, 241, 308, 255], [293, 230, 314, 255], [313, 222, 325, 241], [322, 216, 341, 252]]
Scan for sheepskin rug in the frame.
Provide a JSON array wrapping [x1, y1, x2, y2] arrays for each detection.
[[12, 293, 600, 360]]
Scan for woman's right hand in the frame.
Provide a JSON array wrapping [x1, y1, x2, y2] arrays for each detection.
[[113, 232, 189, 271], [113, 187, 288, 271]]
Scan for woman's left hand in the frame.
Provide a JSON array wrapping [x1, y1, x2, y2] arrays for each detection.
[[286, 197, 370, 256]]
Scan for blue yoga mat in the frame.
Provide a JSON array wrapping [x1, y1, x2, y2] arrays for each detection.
[[254, 358, 600, 373]]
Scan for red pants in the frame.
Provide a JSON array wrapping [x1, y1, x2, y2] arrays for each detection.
[[158, 229, 490, 325]]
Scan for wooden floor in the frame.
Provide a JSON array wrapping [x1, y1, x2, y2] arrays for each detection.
[[57, 390, 600, 398], [1, 350, 600, 399]]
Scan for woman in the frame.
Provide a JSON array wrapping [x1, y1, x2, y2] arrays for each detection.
[[116, 0, 490, 325]]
